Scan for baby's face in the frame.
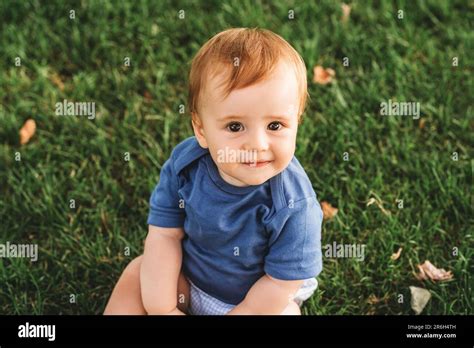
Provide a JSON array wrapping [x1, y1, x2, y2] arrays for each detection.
[[193, 61, 300, 187]]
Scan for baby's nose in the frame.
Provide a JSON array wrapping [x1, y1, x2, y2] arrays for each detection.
[[244, 129, 270, 152]]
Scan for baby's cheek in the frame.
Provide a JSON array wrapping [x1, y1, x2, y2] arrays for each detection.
[[274, 153, 292, 172], [278, 143, 296, 164]]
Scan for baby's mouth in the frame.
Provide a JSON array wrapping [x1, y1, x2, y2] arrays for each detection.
[[242, 160, 273, 168]]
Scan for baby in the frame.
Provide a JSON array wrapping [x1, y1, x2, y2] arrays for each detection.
[[104, 28, 323, 315]]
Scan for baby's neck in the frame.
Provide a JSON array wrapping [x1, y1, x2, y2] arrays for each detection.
[[217, 168, 250, 187]]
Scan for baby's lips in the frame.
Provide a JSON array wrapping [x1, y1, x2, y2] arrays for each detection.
[[242, 160, 273, 168], [242, 160, 272, 164]]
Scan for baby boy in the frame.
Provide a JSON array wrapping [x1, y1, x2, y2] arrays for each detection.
[[105, 28, 323, 315]]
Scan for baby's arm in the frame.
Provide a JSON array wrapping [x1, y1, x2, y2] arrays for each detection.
[[227, 274, 303, 315], [140, 225, 185, 315]]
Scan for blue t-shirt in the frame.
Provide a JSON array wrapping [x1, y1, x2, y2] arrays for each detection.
[[147, 136, 323, 305]]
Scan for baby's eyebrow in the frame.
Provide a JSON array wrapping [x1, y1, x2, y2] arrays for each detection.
[[219, 114, 291, 122], [219, 114, 247, 122], [263, 114, 292, 121]]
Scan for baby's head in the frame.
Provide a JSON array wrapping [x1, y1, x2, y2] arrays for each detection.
[[188, 28, 308, 187]]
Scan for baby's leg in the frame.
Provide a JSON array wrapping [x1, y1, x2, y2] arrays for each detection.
[[104, 255, 190, 315], [280, 300, 301, 315], [104, 255, 146, 314]]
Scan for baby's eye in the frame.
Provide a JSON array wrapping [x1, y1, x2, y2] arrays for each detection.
[[267, 121, 282, 131], [226, 122, 244, 132]]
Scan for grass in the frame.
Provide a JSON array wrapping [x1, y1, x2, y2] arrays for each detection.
[[0, 0, 472, 315]]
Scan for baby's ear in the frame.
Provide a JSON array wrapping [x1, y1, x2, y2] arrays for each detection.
[[191, 113, 208, 149]]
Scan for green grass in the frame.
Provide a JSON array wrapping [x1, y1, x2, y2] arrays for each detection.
[[0, 0, 472, 315]]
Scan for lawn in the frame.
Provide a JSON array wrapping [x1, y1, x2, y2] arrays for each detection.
[[0, 0, 472, 315]]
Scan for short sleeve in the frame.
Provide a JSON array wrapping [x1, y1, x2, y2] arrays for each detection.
[[147, 157, 185, 228], [264, 197, 323, 280]]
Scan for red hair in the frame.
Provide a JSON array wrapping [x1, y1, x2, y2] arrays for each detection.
[[188, 28, 308, 120]]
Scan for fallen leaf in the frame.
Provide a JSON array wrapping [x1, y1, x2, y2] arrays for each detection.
[[144, 91, 152, 103], [416, 260, 453, 281], [419, 118, 426, 129], [341, 3, 351, 22], [367, 294, 380, 305], [49, 72, 65, 91], [410, 286, 431, 315], [321, 201, 338, 220], [391, 247, 403, 260], [313, 66, 335, 85], [19, 119, 36, 145]]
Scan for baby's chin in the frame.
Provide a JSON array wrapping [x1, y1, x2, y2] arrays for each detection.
[[239, 176, 269, 186], [233, 167, 276, 186]]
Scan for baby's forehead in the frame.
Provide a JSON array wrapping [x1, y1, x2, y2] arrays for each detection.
[[202, 61, 299, 110], [200, 68, 299, 122]]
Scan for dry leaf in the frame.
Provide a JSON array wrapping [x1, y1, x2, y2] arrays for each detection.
[[416, 260, 453, 281], [341, 3, 351, 22], [419, 118, 426, 129], [391, 247, 403, 260], [321, 201, 338, 220], [144, 91, 152, 103], [367, 294, 380, 305], [19, 119, 36, 145], [410, 286, 431, 314], [313, 66, 335, 85], [49, 72, 65, 91]]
